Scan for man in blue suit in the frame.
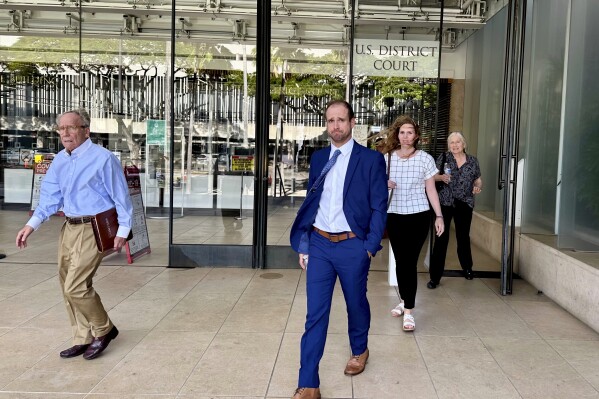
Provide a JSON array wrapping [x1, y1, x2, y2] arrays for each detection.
[[290, 100, 388, 399]]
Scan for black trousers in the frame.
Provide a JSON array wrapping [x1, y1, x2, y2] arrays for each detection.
[[429, 200, 474, 284], [387, 211, 429, 309]]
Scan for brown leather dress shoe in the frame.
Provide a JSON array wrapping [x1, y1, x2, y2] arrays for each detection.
[[60, 344, 90, 358], [83, 326, 119, 360], [344, 348, 369, 376], [292, 387, 321, 399]]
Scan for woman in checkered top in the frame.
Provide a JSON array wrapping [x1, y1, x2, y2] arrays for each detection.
[[379, 115, 444, 332]]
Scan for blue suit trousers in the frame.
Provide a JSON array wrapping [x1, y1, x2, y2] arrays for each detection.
[[298, 232, 371, 388]]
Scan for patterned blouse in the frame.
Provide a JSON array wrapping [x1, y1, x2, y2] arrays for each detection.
[[436, 152, 481, 208]]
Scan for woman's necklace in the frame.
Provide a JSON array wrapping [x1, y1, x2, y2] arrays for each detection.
[[398, 147, 416, 160]]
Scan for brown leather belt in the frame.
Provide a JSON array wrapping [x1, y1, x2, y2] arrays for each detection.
[[313, 227, 356, 243], [65, 216, 93, 225]]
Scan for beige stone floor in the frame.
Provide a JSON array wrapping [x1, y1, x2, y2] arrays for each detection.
[[0, 210, 598, 398]]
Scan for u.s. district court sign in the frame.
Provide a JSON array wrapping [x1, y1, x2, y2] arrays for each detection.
[[354, 39, 439, 78]]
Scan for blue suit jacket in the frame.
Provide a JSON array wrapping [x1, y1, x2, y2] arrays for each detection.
[[290, 140, 388, 256]]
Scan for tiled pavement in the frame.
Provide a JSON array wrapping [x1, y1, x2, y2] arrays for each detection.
[[0, 211, 598, 398]]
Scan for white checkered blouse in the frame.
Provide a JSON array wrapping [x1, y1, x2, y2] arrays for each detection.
[[386, 150, 438, 215]]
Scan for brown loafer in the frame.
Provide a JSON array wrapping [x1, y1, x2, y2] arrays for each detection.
[[292, 387, 321, 399], [60, 344, 90, 358], [83, 326, 119, 360], [344, 348, 369, 376]]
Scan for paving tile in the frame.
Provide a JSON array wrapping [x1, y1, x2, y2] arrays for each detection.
[[220, 292, 294, 333], [92, 266, 164, 310], [0, 394, 84, 398], [367, 270, 401, 297], [481, 278, 552, 302], [0, 210, 596, 399], [508, 300, 599, 340], [243, 269, 302, 296], [0, 263, 30, 277], [458, 299, 541, 339], [154, 291, 240, 332], [87, 395, 175, 399], [107, 268, 206, 330], [177, 396, 261, 399], [91, 330, 214, 395], [409, 296, 478, 338], [3, 330, 148, 393], [0, 327, 70, 388], [353, 334, 437, 399], [191, 268, 255, 294], [179, 332, 281, 397], [441, 277, 503, 304], [548, 339, 599, 391], [20, 303, 71, 333], [483, 337, 599, 399], [418, 335, 521, 399], [267, 332, 302, 397], [0, 278, 62, 328]]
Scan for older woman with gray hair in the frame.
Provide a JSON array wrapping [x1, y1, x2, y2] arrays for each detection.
[[427, 132, 482, 289]]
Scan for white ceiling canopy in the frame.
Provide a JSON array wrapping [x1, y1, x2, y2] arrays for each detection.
[[0, 0, 490, 49]]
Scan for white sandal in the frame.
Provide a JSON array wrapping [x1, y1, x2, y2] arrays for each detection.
[[403, 314, 415, 331], [391, 303, 405, 317]]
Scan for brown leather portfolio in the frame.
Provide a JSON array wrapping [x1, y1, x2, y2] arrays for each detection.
[[91, 208, 133, 252]]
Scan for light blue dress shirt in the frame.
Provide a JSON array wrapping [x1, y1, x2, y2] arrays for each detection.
[[313, 139, 353, 233], [27, 139, 133, 238]]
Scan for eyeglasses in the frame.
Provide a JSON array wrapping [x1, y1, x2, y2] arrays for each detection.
[[56, 125, 87, 134]]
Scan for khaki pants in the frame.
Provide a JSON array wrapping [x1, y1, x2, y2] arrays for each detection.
[[58, 222, 112, 345]]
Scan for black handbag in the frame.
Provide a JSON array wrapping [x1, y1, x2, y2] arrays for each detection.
[[435, 151, 447, 192]]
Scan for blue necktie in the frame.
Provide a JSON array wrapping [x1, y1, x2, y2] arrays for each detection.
[[311, 149, 341, 191]]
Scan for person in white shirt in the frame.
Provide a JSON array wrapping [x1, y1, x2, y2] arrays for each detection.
[[379, 115, 444, 332], [289, 100, 388, 399]]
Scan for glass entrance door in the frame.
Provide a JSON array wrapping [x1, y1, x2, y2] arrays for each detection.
[[169, 11, 257, 266]]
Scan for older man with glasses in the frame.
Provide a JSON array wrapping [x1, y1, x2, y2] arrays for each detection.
[[15, 108, 133, 360]]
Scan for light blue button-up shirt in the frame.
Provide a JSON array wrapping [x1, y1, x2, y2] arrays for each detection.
[[313, 139, 353, 233], [27, 139, 133, 238]]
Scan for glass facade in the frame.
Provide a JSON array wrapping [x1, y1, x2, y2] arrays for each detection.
[[464, 8, 507, 216], [463, 0, 598, 251], [1, 0, 597, 267], [0, 2, 459, 266], [520, 0, 567, 235], [559, 0, 599, 250]]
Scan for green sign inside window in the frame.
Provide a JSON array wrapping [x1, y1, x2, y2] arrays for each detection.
[[146, 120, 166, 145]]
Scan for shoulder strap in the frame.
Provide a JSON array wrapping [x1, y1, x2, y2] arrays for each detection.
[[386, 151, 394, 209], [440, 151, 447, 174]]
